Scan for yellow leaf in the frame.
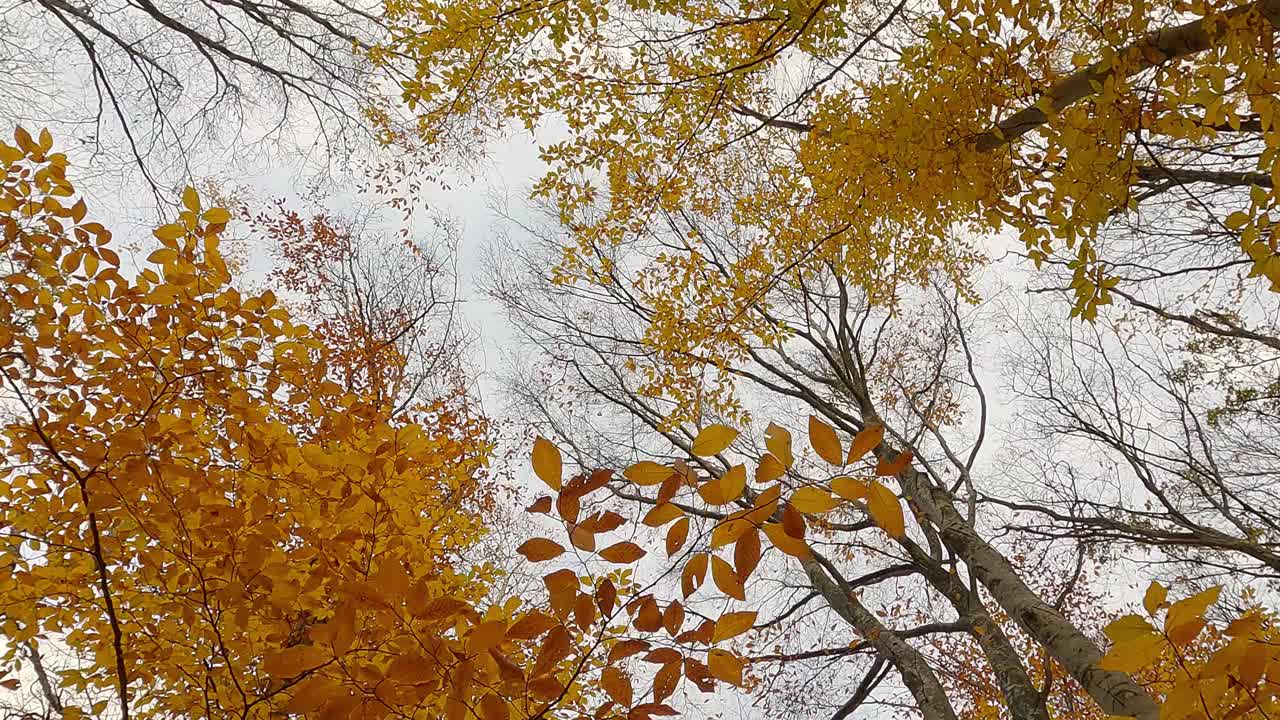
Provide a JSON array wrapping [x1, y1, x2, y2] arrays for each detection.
[[866, 481, 905, 537], [1164, 586, 1221, 646], [1098, 633, 1165, 673], [625, 461, 674, 486], [707, 649, 744, 686], [467, 619, 508, 653], [643, 503, 684, 527], [755, 453, 786, 483], [691, 424, 738, 456], [831, 476, 868, 501], [204, 207, 232, 224], [1142, 581, 1167, 616], [764, 423, 793, 468], [808, 415, 843, 465], [153, 223, 185, 241], [1225, 211, 1250, 230], [181, 186, 200, 213], [262, 645, 329, 677], [712, 611, 757, 643], [532, 436, 563, 491], [1103, 614, 1157, 644], [847, 425, 883, 463], [790, 486, 837, 514]]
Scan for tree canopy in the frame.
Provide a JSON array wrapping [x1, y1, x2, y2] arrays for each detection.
[[1, 0, 1279, 717]]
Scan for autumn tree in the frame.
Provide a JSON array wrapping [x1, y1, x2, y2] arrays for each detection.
[[0, 130, 617, 720], [378, 0, 1278, 328], [472, 167, 1280, 720]]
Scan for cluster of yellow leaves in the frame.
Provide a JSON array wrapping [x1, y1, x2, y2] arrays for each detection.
[[0, 130, 588, 720], [517, 416, 916, 709], [374, 0, 1278, 422], [1098, 582, 1280, 720]]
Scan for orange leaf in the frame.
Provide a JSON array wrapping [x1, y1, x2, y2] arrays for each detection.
[[847, 424, 883, 463], [544, 569, 579, 618], [734, 529, 761, 583], [262, 646, 329, 678], [508, 611, 557, 640], [467, 619, 507, 653], [517, 538, 565, 562], [711, 555, 745, 600], [875, 450, 913, 477], [697, 464, 746, 505], [712, 611, 757, 643], [866, 481, 905, 537], [599, 542, 647, 564], [532, 437, 563, 491], [691, 424, 738, 456], [666, 517, 690, 556], [808, 416, 843, 465], [532, 625, 572, 676], [480, 694, 510, 720], [682, 553, 708, 598]]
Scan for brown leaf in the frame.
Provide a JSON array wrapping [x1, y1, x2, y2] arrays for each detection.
[[666, 517, 690, 556], [608, 638, 650, 663], [653, 662, 680, 702], [599, 541, 647, 564], [517, 538, 565, 562], [596, 578, 618, 616], [532, 625, 572, 676], [662, 602, 685, 636], [733, 528, 761, 583], [634, 596, 663, 632], [602, 666, 634, 707]]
